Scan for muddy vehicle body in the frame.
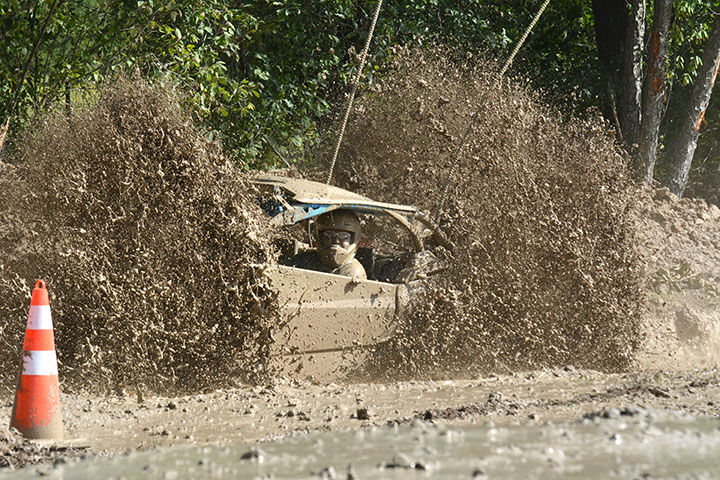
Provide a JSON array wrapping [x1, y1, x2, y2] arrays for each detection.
[[253, 175, 449, 381]]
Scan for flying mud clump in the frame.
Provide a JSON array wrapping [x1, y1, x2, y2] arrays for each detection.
[[0, 76, 279, 394], [334, 47, 644, 377]]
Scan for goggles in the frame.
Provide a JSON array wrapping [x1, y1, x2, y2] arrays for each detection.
[[319, 229, 354, 247]]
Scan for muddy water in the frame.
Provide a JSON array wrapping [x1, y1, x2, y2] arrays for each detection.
[[7, 410, 719, 479]]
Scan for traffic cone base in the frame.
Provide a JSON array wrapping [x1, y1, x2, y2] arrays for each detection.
[[9, 280, 63, 440], [10, 373, 62, 439]]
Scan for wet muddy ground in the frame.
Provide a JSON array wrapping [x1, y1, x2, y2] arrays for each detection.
[[1, 369, 718, 476], [6, 411, 720, 479]]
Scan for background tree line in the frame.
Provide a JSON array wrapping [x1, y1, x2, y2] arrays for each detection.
[[1, 0, 718, 196]]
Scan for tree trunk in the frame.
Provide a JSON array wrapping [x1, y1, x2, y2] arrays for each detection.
[[591, 0, 645, 148], [65, 80, 71, 118], [666, 15, 720, 196], [618, 0, 645, 149], [635, 0, 673, 183]]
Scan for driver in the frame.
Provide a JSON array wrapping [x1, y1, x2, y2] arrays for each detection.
[[291, 209, 367, 280], [316, 209, 367, 279]]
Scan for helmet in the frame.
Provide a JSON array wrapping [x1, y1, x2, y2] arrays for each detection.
[[315, 209, 361, 268]]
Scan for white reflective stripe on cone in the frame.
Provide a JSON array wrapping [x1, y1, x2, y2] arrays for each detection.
[[22, 350, 59, 375], [26, 305, 53, 330]]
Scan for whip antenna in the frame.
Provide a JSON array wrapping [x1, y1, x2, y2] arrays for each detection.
[[433, 0, 551, 221], [326, 0, 384, 184]]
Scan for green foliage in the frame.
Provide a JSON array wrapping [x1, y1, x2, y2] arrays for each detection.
[[237, 0, 361, 165], [0, 0, 716, 173], [1, 0, 606, 167], [0, 0, 261, 158], [133, 0, 262, 159], [670, 0, 720, 85]]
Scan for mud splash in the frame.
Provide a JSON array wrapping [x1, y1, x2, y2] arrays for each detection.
[[0, 51, 646, 393], [332, 47, 644, 377], [0, 76, 279, 394]]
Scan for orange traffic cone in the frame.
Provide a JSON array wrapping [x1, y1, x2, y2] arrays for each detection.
[[9, 280, 63, 439]]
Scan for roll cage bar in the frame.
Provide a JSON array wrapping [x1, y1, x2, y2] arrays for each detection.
[[251, 175, 452, 252]]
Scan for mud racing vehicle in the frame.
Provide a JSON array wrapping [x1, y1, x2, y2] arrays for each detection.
[[252, 175, 450, 381]]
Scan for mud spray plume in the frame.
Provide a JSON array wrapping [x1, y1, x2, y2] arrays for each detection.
[[333, 47, 644, 378], [0, 76, 280, 394]]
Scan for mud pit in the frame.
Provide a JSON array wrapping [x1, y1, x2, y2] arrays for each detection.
[[0, 369, 719, 476], [0, 52, 719, 475]]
